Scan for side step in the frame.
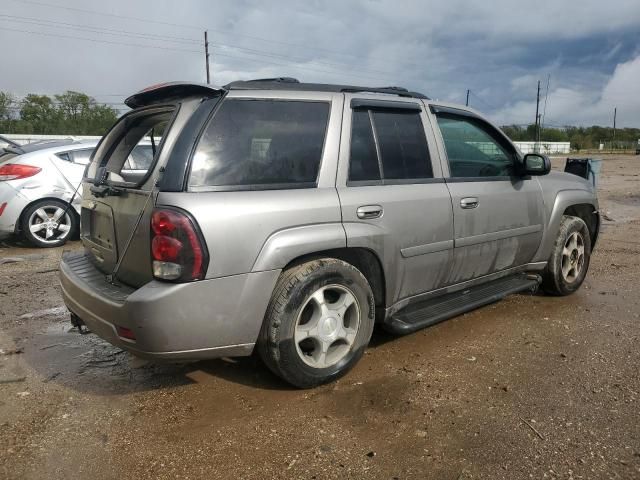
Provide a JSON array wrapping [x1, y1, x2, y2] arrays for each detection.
[[384, 274, 540, 335]]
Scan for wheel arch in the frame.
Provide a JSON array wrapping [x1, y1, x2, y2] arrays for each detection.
[[280, 247, 386, 315], [532, 189, 599, 262], [563, 203, 599, 249]]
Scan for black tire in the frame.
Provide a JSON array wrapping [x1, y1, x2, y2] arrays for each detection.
[[20, 199, 77, 248], [258, 258, 375, 389], [542, 215, 591, 296]]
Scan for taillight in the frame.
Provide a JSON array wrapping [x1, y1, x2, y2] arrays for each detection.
[[151, 208, 208, 282], [0, 164, 42, 181]]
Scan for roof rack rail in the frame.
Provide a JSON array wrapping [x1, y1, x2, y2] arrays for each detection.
[[223, 78, 429, 100], [224, 77, 300, 89], [339, 86, 428, 99]]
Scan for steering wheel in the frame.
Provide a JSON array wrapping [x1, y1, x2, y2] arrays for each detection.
[[478, 163, 501, 177]]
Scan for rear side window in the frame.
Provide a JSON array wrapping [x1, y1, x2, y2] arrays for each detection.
[[349, 111, 380, 182], [71, 149, 93, 165], [348, 108, 433, 184], [189, 99, 330, 190]]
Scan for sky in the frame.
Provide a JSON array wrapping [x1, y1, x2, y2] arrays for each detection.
[[1, 0, 639, 127]]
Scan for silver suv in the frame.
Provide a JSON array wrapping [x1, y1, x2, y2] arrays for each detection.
[[59, 79, 599, 388]]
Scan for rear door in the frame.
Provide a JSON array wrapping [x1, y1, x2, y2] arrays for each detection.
[[336, 95, 454, 306], [430, 106, 544, 283], [81, 103, 186, 287]]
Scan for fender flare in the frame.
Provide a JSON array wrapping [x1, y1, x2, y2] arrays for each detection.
[[532, 189, 598, 262]]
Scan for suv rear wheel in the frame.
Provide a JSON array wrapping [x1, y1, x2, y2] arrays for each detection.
[[542, 215, 591, 296], [258, 258, 375, 388], [21, 199, 77, 248]]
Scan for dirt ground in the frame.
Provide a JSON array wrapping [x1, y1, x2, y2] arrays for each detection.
[[1, 154, 639, 480]]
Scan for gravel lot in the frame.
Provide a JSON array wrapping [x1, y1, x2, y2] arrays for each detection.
[[1, 154, 639, 480]]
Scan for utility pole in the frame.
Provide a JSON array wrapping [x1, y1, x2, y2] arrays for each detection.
[[613, 107, 617, 144], [466, 89, 470, 107], [204, 30, 211, 84], [534, 80, 541, 152]]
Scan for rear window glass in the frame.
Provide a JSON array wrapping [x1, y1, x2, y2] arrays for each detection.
[[87, 107, 173, 188], [188, 99, 330, 190]]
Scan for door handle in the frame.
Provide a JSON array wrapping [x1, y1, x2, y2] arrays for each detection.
[[357, 205, 383, 219], [460, 197, 479, 209]]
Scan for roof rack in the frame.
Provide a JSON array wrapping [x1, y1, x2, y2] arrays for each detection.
[[223, 78, 429, 100]]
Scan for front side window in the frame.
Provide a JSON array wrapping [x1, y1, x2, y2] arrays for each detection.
[[436, 114, 516, 178], [348, 108, 433, 183], [189, 99, 330, 190]]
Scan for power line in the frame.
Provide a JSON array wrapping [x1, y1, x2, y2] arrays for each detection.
[[7, 0, 202, 30], [6, 0, 391, 65], [468, 90, 500, 111], [1, 26, 395, 84], [0, 13, 201, 44], [0, 14, 396, 78], [1, 25, 202, 54]]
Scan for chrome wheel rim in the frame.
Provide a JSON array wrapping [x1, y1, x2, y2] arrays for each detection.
[[561, 231, 585, 283], [294, 284, 361, 369], [28, 206, 72, 244]]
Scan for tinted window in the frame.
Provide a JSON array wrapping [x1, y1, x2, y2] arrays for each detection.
[[436, 115, 515, 178], [56, 152, 72, 162], [349, 110, 380, 182], [372, 110, 432, 180], [348, 108, 432, 183], [189, 99, 330, 189]]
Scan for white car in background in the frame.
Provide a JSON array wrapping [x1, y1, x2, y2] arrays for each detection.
[[0, 141, 154, 247]]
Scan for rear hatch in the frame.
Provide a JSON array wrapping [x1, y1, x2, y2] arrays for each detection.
[[81, 84, 223, 287]]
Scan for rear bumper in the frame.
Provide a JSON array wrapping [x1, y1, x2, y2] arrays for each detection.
[[0, 182, 28, 238], [59, 251, 280, 361]]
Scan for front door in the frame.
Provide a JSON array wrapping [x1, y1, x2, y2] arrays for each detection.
[[336, 95, 454, 306], [431, 107, 544, 284]]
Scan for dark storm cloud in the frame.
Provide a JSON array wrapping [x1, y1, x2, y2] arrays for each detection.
[[0, 0, 639, 125]]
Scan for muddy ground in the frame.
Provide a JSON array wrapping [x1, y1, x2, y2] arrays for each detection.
[[1, 154, 639, 480]]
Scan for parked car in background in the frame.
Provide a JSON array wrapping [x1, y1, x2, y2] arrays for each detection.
[[0, 141, 98, 247], [0, 140, 156, 247], [0, 134, 20, 150], [59, 79, 599, 388]]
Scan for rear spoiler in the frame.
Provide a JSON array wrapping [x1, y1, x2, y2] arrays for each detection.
[[125, 82, 225, 109]]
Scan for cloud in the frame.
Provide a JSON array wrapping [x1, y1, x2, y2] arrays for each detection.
[[495, 55, 640, 127], [0, 0, 638, 125]]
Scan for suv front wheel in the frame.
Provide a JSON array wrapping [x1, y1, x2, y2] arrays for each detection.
[[542, 215, 592, 296], [258, 258, 375, 388]]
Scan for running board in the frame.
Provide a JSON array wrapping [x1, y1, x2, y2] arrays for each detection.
[[384, 274, 540, 335]]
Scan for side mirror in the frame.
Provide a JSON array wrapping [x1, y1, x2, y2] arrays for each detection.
[[523, 153, 551, 176]]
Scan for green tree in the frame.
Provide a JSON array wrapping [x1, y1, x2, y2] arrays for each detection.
[[20, 94, 60, 134]]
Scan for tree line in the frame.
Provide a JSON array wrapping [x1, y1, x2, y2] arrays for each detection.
[[501, 124, 640, 150], [1, 90, 639, 150], [0, 91, 119, 136]]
